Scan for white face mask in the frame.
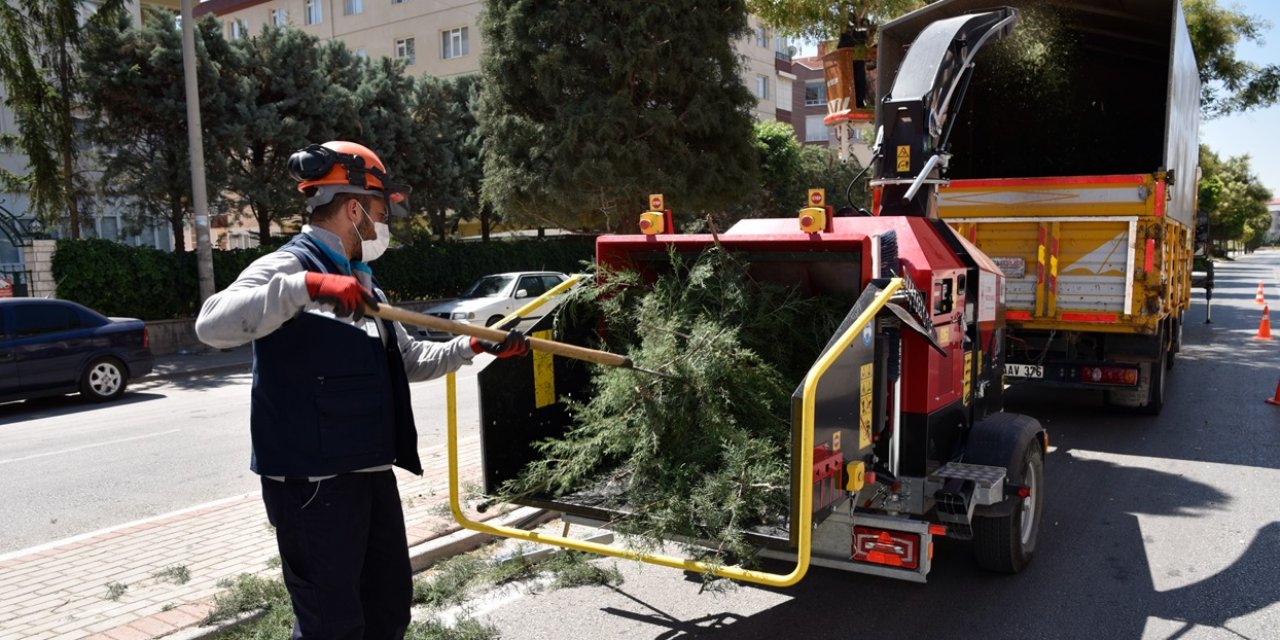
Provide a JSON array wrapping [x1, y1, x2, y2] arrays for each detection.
[[353, 202, 390, 262]]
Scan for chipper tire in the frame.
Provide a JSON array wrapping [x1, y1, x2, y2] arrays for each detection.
[[972, 439, 1044, 574]]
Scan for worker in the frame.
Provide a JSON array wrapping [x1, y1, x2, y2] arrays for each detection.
[[194, 140, 528, 639]]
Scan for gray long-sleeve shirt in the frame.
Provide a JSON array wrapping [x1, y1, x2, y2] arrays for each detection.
[[194, 226, 477, 381]]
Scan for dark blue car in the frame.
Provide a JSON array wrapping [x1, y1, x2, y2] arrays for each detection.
[[0, 298, 153, 403]]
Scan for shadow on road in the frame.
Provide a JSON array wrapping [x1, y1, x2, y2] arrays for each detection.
[[0, 391, 165, 425]]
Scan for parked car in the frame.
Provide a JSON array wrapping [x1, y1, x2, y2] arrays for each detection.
[[419, 271, 571, 340], [0, 299, 153, 403]]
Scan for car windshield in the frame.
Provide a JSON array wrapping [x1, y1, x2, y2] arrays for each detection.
[[460, 275, 515, 298]]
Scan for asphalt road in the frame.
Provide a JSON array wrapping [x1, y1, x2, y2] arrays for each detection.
[[447, 253, 1280, 640], [0, 355, 488, 554]]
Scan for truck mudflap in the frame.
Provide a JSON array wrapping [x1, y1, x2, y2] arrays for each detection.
[[1004, 360, 1140, 389]]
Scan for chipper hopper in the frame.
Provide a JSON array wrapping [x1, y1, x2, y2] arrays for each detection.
[[464, 212, 1045, 584]]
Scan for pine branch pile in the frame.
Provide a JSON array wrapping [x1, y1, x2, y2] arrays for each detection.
[[503, 246, 848, 564]]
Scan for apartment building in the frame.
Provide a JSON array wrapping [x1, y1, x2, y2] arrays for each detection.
[[0, 0, 178, 279]]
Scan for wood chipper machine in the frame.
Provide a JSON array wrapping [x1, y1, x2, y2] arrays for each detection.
[[413, 5, 1047, 586]]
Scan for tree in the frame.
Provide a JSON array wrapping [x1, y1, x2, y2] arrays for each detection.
[[745, 0, 923, 42], [79, 8, 233, 251], [1198, 144, 1273, 251], [220, 27, 361, 242], [1185, 0, 1280, 117], [448, 75, 497, 240], [406, 73, 464, 240], [479, 0, 759, 232], [0, 0, 124, 237]]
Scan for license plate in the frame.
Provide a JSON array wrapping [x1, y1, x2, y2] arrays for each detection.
[[993, 257, 1026, 279], [1005, 363, 1044, 379]]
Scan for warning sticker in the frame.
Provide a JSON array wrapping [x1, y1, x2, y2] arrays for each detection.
[[532, 330, 555, 408], [859, 363, 874, 449], [963, 351, 973, 406], [896, 145, 911, 172]]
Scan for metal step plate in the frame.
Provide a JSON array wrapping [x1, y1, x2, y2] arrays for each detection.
[[931, 462, 1007, 506]]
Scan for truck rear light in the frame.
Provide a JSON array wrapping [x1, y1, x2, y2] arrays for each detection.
[[852, 526, 920, 570], [1078, 366, 1138, 386], [1144, 238, 1156, 272]]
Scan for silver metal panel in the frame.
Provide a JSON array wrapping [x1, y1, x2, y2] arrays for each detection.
[[932, 462, 1006, 506]]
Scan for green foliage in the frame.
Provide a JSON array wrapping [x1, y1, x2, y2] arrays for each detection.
[[404, 618, 500, 640], [152, 564, 191, 585], [746, 0, 924, 41], [103, 581, 128, 601], [0, 0, 126, 236], [729, 121, 868, 221], [1198, 145, 1273, 249], [51, 236, 593, 319], [505, 247, 847, 565], [479, 0, 759, 232], [1185, 0, 1280, 117], [79, 8, 235, 252], [52, 239, 272, 319], [373, 237, 595, 302], [219, 26, 362, 241]]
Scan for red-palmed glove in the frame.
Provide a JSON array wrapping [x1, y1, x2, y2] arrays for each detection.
[[304, 272, 378, 321], [470, 330, 530, 358]]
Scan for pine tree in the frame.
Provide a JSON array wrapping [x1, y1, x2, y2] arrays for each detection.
[[219, 26, 361, 241], [79, 8, 234, 251], [0, 0, 125, 237], [478, 0, 760, 232]]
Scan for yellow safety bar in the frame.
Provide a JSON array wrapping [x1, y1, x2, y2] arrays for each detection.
[[441, 276, 904, 587]]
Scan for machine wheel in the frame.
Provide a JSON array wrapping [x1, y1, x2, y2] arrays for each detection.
[[1166, 316, 1181, 370], [485, 315, 504, 327], [1139, 348, 1167, 416], [973, 440, 1044, 573], [80, 357, 128, 402]]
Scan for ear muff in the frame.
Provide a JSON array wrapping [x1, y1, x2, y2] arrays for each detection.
[[288, 144, 337, 182]]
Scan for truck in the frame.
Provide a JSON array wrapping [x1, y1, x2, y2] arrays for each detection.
[[887, 0, 1201, 415]]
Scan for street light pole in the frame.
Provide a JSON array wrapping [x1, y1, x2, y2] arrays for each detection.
[[181, 0, 215, 302]]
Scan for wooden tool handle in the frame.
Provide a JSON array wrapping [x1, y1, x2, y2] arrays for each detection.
[[368, 304, 632, 368]]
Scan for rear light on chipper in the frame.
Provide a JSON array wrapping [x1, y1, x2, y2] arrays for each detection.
[[852, 526, 922, 570]]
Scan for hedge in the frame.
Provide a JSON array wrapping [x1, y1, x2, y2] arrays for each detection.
[[52, 236, 596, 320]]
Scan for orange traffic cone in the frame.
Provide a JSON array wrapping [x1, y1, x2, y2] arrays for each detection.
[[1267, 378, 1280, 405], [1255, 305, 1272, 340], [1257, 282, 1266, 305]]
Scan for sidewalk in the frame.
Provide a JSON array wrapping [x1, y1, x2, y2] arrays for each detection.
[[0, 351, 534, 640], [137, 346, 254, 383]]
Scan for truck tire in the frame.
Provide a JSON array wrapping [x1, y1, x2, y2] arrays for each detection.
[[1139, 347, 1167, 416], [1167, 316, 1181, 370], [972, 439, 1044, 573]]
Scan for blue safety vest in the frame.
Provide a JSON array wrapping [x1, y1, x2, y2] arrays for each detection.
[[248, 234, 422, 476]]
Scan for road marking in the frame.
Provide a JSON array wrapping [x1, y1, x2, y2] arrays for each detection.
[[0, 429, 180, 466]]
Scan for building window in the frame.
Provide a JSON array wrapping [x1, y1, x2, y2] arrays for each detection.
[[391, 0, 407, 4], [804, 80, 826, 107], [355, 48, 368, 60], [344, 0, 362, 16], [229, 18, 248, 39], [756, 26, 769, 48], [441, 27, 468, 59], [305, 0, 322, 25], [805, 115, 828, 142], [396, 37, 416, 65], [755, 75, 768, 100], [271, 8, 287, 27]]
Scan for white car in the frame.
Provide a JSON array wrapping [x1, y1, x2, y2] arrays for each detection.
[[418, 271, 571, 340]]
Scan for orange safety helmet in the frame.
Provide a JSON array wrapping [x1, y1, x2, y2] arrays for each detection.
[[287, 141, 412, 214]]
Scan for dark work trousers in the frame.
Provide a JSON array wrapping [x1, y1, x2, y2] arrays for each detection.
[[261, 470, 412, 640]]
